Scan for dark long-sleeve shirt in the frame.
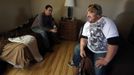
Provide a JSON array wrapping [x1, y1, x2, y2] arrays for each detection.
[[31, 13, 55, 32], [42, 13, 54, 29]]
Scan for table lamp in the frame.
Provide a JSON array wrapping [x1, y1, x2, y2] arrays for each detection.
[[64, 0, 74, 20]]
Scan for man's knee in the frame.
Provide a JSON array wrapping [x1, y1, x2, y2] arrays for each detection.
[[74, 44, 80, 55]]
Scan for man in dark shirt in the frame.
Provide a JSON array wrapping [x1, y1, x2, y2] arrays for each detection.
[[31, 5, 58, 52]]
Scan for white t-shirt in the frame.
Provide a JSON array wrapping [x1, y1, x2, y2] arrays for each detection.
[[82, 17, 119, 53]]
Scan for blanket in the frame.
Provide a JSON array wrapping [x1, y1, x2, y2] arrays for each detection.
[[8, 35, 43, 62], [0, 43, 32, 68]]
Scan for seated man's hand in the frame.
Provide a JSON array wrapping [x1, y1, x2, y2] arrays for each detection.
[[49, 29, 57, 33], [95, 57, 109, 69], [80, 49, 86, 58]]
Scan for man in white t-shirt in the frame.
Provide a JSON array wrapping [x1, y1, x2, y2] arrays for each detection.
[[70, 4, 119, 75]]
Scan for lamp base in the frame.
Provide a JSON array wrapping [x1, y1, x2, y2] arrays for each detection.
[[67, 7, 73, 19]]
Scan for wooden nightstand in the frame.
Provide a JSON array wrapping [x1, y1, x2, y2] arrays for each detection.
[[58, 20, 82, 41]]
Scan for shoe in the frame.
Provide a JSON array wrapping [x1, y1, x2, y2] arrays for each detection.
[[68, 60, 75, 68]]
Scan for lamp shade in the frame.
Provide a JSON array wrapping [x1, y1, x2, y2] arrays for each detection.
[[64, 0, 74, 7]]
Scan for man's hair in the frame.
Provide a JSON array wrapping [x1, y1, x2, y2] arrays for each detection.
[[88, 4, 102, 15], [45, 4, 53, 9]]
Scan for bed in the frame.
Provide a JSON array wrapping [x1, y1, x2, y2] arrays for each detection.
[[0, 22, 43, 68]]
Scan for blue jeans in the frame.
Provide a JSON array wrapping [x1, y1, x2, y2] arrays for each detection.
[[72, 43, 106, 75], [72, 43, 80, 67], [31, 28, 50, 49]]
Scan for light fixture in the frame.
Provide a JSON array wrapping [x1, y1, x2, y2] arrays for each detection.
[[64, 0, 74, 19]]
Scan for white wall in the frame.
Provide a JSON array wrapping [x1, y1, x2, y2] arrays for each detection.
[[0, 0, 32, 32]]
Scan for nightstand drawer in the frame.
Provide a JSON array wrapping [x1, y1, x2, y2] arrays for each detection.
[[58, 20, 82, 41]]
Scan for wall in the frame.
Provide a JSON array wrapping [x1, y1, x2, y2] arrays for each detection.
[[31, 0, 134, 39], [31, 0, 127, 20], [74, 0, 134, 39], [0, 0, 32, 32], [114, 0, 134, 39], [31, 0, 65, 21], [0, 0, 133, 39]]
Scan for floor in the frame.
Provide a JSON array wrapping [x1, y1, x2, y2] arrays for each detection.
[[1, 40, 134, 75], [3, 41, 77, 75]]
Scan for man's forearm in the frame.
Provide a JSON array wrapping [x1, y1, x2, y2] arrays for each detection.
[[104, 44, 118, 63], [80, 38, 87, 51]]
